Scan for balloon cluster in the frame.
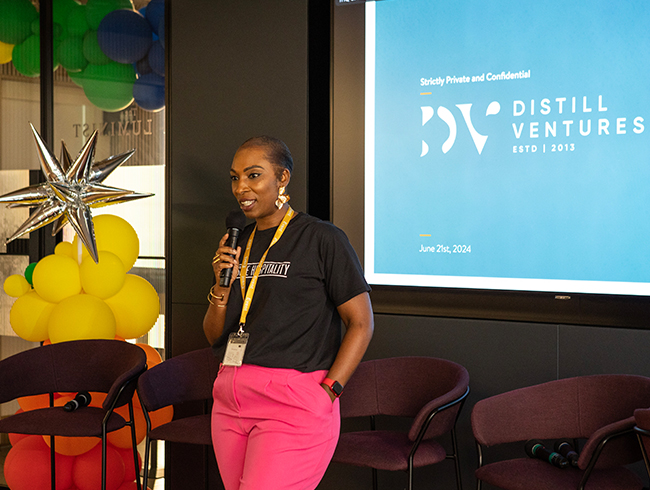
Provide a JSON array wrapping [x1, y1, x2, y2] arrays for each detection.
[[0, 0, 165, 113], [2, 214, 171, 490], [4, 214, 160, 343], [3, 342, 172, 490]]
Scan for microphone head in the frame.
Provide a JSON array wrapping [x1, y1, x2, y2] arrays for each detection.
[[554, 439, 575, 452], [226, 209, 246, 230], [524, 439, 544, 457]]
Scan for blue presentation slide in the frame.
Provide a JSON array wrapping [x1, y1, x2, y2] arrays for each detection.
[[365, 0, 650, 295]]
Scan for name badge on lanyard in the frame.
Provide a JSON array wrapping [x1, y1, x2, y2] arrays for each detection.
[[223, 332, 249, 366], [221, 206, 294, 367]]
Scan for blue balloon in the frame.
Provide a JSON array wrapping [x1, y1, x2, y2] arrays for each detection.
[[157, 17, 164, 45], [134, 56, 152, 76], [145, 0, 163, 35], [148, 40, 164, 76], [133, 72, 164, 111], [97, 9, 152, 64]]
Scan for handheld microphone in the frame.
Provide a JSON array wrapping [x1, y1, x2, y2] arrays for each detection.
[[219, 209, 247, 288], [63, 392, 91, 412], [524, 439, 569, 469], [554, 439, 579, 467]]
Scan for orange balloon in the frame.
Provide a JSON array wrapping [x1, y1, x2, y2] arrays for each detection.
[[43, 433, 99, 456], [39, 394, 100, 455], [88, 391, 107, 408], [106, 405, 146, 448], [130, 390, 141, 410], [17, 393, 49, 412], [149, 405, 174, 430], [136, 343, 162, 368]]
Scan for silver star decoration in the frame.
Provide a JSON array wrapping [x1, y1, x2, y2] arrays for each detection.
[[0, 124, 153, 263]]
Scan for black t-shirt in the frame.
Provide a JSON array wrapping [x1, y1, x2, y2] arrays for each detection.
[[211, 212, 370, 372]]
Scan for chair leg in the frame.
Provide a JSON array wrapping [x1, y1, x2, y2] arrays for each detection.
[[50, 394, 56, 490], [475, 443, 484, 490], [127, 401, 142, 490], [142, 404, 153, 490], [371, 414, 378, 490], [451, 427, 463, 490], [50, 435, 56, 490], [102, 433, 107, 490], [636, 431, 650, 482]]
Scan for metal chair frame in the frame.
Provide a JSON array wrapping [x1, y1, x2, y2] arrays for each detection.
[[0, 340, 147, 490]]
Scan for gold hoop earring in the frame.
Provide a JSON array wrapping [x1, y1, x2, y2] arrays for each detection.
[[275, 186, 290, 209]]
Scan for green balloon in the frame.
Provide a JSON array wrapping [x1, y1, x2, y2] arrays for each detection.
[[53, 0, 80, 27], [83, 30, 110, 65], [11, 37, 38, 77], [66, 4, 89, 37], [67, 68, 86, 87], [31, 19, 64, 39], [83, 61, 135, 112], [20, 34, 40, 75], [85, 0, 134, 30], [58, 36, 87, 72], [0, 0, 39, 45], [24, 262, 37, 286], [12, 34, 60, 76]]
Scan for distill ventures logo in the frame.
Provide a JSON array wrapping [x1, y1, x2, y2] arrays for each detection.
[[419, 95, 646, 158], [420, 102, 501, 156]]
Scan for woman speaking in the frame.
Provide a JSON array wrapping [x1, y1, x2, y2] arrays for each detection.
[[203, 136, 374, 490]]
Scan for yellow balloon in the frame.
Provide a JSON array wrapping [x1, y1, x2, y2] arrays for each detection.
[[54, 241, 74, 258], [32, 254, 81, 303], [3, 274, 31, 297], [72, 215, 139, 271], [105, 275, 159, 339], [0, 40, 13, 65], [48, 294, 116, 343], [80, 251, 126, 299], [9, 291, 55, 342]]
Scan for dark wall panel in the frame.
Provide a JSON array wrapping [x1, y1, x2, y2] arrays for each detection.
[[169, 0, 309, 308], [559, 324, 650, 377], [167, 1, 312, 487]]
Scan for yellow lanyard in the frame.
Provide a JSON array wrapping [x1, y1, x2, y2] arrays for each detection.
[[237, 206, 294, 334]]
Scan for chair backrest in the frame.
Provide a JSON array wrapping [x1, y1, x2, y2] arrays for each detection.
[[339, 357, 470, 441], [137, 347, 220, 412], [472, 374, 650, 447], [0, 340, 147, 410]]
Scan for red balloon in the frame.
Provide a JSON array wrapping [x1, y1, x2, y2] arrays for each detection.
[[8, 431, 29, 446], [116, 482, 152, 490], [72, 444, 125, 490], [112, 444, 142, 483], [4, 435, 74, 490]]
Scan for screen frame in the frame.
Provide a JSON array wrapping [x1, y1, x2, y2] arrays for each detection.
[[330, 0, 650, 329]]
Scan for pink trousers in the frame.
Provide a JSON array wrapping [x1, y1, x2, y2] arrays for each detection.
[[211, 364, 340, 490]]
